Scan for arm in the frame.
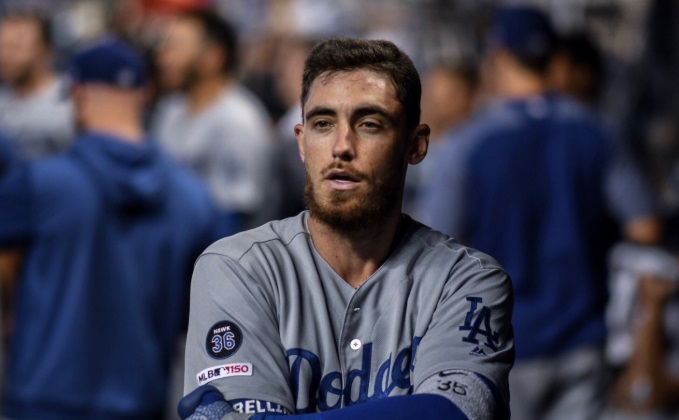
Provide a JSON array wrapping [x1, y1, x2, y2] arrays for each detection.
[[411, 260, 514, 420], [180, 385, 468, 420], [0, 160, 32, 362], [611, 276, 679, 412], [179, 252, 504, 420], [0, 132, 14, 177], [0, 162, 32, 247], [181, 253, 295, 417], [604, 142, 661, 245]]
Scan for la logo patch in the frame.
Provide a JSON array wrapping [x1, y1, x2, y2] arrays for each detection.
[[458, 296, 499, 356]]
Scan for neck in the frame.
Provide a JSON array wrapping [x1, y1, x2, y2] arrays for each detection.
[[308, 210, 403, 289], [14, 70, 53, 98], [187, 74, 231, 115], [86, 120, 144, 144], [498, 67, 546, 99]]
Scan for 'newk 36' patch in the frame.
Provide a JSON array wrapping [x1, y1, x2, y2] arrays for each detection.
[[206, 320, 243, 359]]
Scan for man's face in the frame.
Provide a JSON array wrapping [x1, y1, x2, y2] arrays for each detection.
[[0, 19, 46, 87], [296, 69, 427, 232], [155, 18, 204, 92]]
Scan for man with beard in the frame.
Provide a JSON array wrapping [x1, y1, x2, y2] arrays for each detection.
[[0, 10, 74, 159], [179, 38, 514, 420], [153, 9, 274, 237]]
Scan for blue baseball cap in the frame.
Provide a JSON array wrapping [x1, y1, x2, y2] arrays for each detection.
[[69, 38, 146, 89], [488, 7, 555, 59]]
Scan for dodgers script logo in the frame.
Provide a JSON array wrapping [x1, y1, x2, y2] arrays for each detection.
[[286, 337, 422, 413], [459, 296, 499, 356]]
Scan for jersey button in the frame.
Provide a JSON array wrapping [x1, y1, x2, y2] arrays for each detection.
[[350, 339, 362, 350]]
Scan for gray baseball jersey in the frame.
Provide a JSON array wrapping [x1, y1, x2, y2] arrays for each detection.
[[0, 78, 74, 159], [152, 84, 275, 227], [184, 211, 514, 415]]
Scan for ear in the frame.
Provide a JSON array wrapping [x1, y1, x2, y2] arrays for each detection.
[[294, 123, 305, 163], [407, 124, 430, 165]]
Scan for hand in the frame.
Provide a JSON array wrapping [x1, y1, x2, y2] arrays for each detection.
[[611, 369, 679, 412]]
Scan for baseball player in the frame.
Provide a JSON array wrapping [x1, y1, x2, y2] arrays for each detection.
[[180, 38, 514, 420]]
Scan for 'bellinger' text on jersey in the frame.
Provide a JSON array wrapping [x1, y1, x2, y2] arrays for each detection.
[[184, 211, 514, 413]]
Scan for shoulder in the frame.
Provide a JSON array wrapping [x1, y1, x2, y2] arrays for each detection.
[[405, 218, 511, 290], [216, 85, 272, 132], [20, 153, 99, 224], [0, 86, 13, 104], [437, 102, 521, 158], [31, 152, 91, 193], [410, 219, 506, 270], [549, 94, 604, 131], [202, 212, 308, 262], [153, 94, 186, 123]]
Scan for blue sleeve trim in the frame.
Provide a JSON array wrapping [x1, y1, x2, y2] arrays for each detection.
[[252, 394, 468, 420], [178, 387, 293, 419], [178, 385, 234, 419]]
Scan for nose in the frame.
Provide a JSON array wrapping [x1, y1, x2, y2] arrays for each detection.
[[332, 123, 356, 161]]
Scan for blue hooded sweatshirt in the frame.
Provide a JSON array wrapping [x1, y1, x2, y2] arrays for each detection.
[[0, 131, 14, 175], [0, 131, 216, 418]]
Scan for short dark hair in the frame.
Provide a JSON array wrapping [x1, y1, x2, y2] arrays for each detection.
[[301, 38, 422, 133], [1, 10, 52, 48], [179, 9, 238, 73], [556, 32, 603, 100]]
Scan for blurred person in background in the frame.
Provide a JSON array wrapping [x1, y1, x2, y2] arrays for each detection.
[[418, 7, 660, 419], [403, 61, 479, 215], [420, 62, 479, 142], [605, 242, 679, 418], [603, 112, 679, 418], [0, 131, 12, 174], [0, 10, 74, 159], [547, 31, 604, 108], [0, 38, 215, 418], [272, 35, 314, 219], [153, 8, 275, 237]]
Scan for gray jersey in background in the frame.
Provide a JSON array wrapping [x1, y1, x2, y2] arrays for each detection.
[[0, 77, 74, 159], [184, 212, 514, 414], [152, 83, 275, 228]]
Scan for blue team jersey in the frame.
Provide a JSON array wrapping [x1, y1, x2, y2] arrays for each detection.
[[0, 131, 216, 418], [418, 93, 654, 360]]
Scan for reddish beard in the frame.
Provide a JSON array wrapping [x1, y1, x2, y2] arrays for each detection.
[[304, 162, 402, 233]]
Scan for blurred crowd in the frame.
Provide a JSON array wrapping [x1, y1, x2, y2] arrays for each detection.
[[1, 0, 679, 418]]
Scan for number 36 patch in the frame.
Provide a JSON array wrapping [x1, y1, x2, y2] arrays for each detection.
[[206, 320, 243, 359]]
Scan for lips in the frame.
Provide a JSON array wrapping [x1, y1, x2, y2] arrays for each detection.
[[326, 168, 360, 182], [323, 168, 362, 190]]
